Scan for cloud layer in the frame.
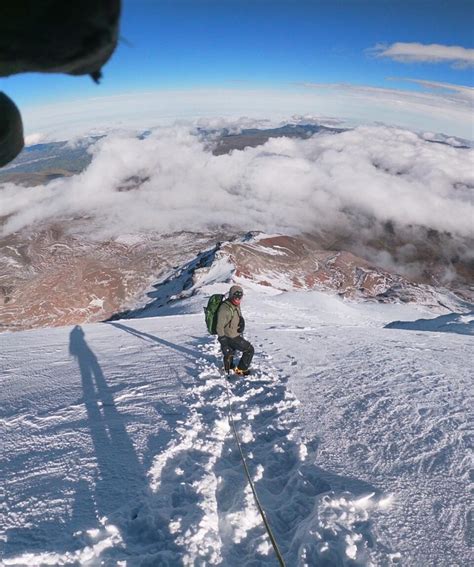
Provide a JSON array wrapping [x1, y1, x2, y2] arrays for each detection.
[[372, 42, 474, 68], [0, 122, 474, 283], [1, 123, 473, 287], [2, 124, 472, 237]]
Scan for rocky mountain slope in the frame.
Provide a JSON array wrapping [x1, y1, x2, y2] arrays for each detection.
[[114, 233, 470, 322], [0, 228, 227, 332], [1, 229, 471, 333]]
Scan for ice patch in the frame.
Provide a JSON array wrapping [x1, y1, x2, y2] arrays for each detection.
[[114, 233, 145, 245]]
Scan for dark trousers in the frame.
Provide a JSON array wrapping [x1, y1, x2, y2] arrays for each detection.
[[219, 336, 254, 372]]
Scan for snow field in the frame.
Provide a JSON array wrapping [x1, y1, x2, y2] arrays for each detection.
[[128, 336, 396, 566], [254, 322, 473, 566], [1, 288, 472, 565]]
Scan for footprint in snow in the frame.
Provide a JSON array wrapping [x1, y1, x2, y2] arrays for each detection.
[[120, 337, 396, 566]]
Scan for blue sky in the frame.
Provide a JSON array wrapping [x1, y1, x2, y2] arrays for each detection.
[[1, 0, 473, 138]]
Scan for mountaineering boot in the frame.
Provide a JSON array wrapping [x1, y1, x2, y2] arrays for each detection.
[[234, 367, 251, 377], [224, 355, 235, 373]]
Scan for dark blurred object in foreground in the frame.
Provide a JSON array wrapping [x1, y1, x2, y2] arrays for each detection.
[[0, 93, 23, 167], [0, 0, 121, 167]]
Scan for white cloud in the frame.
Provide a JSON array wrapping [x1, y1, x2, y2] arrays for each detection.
[[371, 42, 474, 68], [1, 124, 473, 246], [24, 132, 48, 146], [388, 78, 474, 103], [302, 82, 473, 139]]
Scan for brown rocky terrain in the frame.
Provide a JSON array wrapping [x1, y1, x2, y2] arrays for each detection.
[[1, 229, 471, 332], [121, 233, 470, 320], [223, 235, 394, 295], [212, 235, 468, 309], [0, 227, 227, 332]]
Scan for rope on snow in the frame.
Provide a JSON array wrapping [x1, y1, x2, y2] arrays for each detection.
[[223, 374, 286, 567]]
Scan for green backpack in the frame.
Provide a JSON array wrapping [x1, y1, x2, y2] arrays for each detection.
[[204, 294, 224, 334]]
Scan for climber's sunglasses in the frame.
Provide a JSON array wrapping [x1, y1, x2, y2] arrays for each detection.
[[232, 291, 243, 299]]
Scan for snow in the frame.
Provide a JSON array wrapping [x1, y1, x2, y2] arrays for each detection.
[[88, 297, 105, 309], [1, 287, 472, 566], [113, 234, 145, 246]]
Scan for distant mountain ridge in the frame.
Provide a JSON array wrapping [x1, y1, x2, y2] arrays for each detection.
[[0, 125, 339, 185], [1, 124, 469, 186], [112, 233, 471, 322], [2, 230, 470, 333], [210, 123, 345, 155], [0, 139, 96, 184]]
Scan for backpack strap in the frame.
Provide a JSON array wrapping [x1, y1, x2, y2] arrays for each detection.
[[224, 298, 237, 317]]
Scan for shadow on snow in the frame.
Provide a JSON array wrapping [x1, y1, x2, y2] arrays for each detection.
[[3, 325, 187, 563], [5, 324, 396, 565], [385, 310, 474, 336], [107, 321, 213, 362]]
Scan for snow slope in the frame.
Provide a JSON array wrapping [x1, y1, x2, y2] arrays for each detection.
[[1, 288, 472, 566]]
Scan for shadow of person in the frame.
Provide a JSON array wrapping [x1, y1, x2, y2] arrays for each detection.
[[69, 326, 149, 548], [108, 321, 212, 362]]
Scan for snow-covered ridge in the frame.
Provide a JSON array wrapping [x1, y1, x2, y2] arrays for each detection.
[[2, 228, 471, 334], [117, 233, 471, 321]]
